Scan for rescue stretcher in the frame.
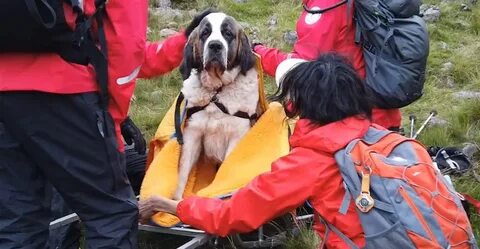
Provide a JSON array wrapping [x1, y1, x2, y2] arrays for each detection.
[[49, 56, 314, 249], [136, 55, 315, 248]]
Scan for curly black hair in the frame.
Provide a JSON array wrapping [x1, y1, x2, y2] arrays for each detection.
[[270, 53, 373, 126]]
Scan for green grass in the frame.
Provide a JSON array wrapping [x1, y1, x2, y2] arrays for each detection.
[[133, 0, 480, 247]]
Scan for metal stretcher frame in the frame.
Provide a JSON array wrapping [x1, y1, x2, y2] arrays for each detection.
[[49, 212, 314, 249], [49, 212, 210, 249]]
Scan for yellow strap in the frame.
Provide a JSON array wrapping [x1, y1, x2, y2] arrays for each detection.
[[361, 173, 371, 194]]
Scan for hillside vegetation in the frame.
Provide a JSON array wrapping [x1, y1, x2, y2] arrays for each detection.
[[134, 0, 480, 247]]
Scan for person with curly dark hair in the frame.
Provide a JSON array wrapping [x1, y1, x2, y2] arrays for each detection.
[[139, 53, 375, 248]]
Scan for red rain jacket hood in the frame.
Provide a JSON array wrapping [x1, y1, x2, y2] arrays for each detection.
[[0, 0, 187, 150], [177, 117, 374, 248]]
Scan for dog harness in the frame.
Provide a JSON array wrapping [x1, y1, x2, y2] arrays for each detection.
[[174, 89, 258, 145]]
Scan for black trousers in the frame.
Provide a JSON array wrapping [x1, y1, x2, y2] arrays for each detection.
[[0, 92, 138, 249]]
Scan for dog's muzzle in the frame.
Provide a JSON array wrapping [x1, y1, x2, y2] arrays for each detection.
[[205, 40, 226, 73]]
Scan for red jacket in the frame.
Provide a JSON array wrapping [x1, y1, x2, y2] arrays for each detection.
[[177, 117, 372, 248], [0, 0, 187, 150], [254, 0, 401, 129]]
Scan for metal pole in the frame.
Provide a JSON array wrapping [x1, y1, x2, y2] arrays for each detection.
[[413, 110, 437, 139], [409, 115, 416, 138]]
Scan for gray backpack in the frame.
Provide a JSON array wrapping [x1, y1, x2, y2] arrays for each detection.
[[317, 127, 477, 248], [304, 0, 430, 109], [354, 0, 430, 108]]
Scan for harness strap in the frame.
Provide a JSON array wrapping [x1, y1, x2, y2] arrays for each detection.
[[175, 86, 258, 145], [186, 104, 209, 120], [25, 0, 57, 29], [213, 101, 258, 121], [174, 93, 186, 145], [90, 0, 109, 109]]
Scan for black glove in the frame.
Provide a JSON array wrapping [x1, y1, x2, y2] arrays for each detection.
[[185, 8, 217, 38], [121, 116, 146, 155]]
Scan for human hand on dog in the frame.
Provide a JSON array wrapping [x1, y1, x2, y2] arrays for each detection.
[[184, 8, 217, 38], [139, 196, 179, 224]]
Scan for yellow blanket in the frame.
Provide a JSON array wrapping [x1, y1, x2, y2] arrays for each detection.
[[140, 57, 290, 227]]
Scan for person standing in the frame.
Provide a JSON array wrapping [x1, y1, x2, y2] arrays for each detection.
[[0, 2, 214, 248], [253, 0, 402, 130]]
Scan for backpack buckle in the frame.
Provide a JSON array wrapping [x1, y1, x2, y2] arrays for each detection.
[[356, 168, 375, 212], [356, 193, 375, 213]]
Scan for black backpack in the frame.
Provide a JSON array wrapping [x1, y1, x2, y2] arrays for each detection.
[[304, 0, 429, 109], [0, 0, 109, 108]]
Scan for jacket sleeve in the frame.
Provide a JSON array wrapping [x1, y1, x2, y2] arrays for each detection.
[[254, 5, 345, 78], [176, 148, 322, 237], [138, 32, 187, 78]]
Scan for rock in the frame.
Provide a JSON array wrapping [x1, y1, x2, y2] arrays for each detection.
[[268, 15, 278, 26], [441, 62, 454, 73], [446, 76, 455, 88], [167, 22, 179, 29], [460, 3, 471, 11], [159, 28, 178, 37], [233, 0, 248, 3], [419, 4, 429, 14], [438, 41, 449, 50], [463, 143, 479, 159], [283, 31, 298, 45], [421, 5, 441, 22], [428, 116, 449, 127], [152, 7, 183, 20], [453, 91, 480, 100], [155, 0, 171, 8]]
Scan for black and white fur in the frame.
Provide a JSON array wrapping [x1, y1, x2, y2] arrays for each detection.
[[173, 13, 258, 200]]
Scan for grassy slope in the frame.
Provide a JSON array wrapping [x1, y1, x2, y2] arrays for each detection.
[[134, 0, 479, 247]]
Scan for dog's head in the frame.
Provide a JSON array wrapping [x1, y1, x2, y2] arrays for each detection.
[[180, 12, 256, 80]]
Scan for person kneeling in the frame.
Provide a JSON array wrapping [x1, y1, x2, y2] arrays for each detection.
[[139, 53, 475, 249]]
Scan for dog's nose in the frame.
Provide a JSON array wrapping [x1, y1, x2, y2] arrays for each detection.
[[208, 41, 223, 53]]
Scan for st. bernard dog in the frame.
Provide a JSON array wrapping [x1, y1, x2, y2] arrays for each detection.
[[173, 12, 259, 200]]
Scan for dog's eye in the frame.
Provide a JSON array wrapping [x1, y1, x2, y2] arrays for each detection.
[[224, 30, 234, 39], [200, 30, 210, 39]]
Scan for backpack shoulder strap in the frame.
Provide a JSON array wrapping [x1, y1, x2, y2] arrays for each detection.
[[317, 213, 360, 249]]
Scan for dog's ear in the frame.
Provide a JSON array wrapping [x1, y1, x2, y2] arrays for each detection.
[[180, 29, 202, 80], [236, 30, 256, 75]]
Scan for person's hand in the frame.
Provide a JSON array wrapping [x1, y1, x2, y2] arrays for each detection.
[[184, 8, 217, 38], [139, 196, 179, 224], [121, 116, 146, 155]]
